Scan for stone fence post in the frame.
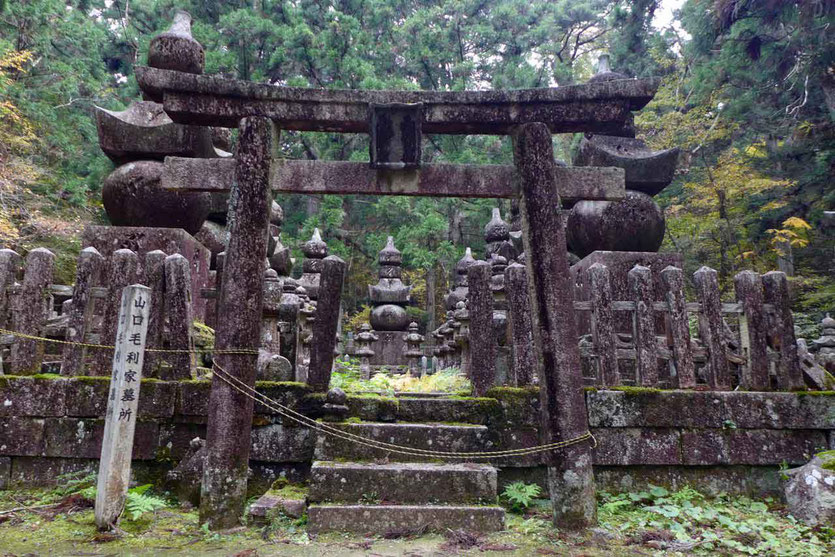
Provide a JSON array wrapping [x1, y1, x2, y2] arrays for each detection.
[[11, 248, 55, 375], [62, 247, 104, 376]]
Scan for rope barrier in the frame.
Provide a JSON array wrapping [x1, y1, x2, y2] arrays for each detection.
[[210, 361, 596, 460], [0, 328, 258, 355], [0, 326, 596, 459]]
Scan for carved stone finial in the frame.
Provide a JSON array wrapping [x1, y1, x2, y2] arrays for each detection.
[[588, 53, 627, 83], [148, 10, 205, 75], [484, 208, 510, 243]]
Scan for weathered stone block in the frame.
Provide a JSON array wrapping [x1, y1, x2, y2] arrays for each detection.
[[81, 225, 211, 321], [725, 429, 827, 466], [315, 422, 493, 462], [396, 397, 500, 425], [309, 461, 497, 504], [66, 378, 175, 419], [592, 465, 782, 497], [491, 427, 544, 467], [42, 418, 158, 460], [0, 417, 45, 455], [680, 430, 730, 465], [367, 331, 408, 366], [249, 424, 314, 462], [0, 376, 66, 417], [342, 395, 398, 423], [65, 377, 109, 417], [784, 453, 835, 527], [158, 422, 206, 460], [175, 380, 211, 416], [485, 386, 541, 428], [253, 381, 312, 416], [137, 381, 176, 419], [9, 457, 96, 487], [587, 390, 726, 428], [682, 429, 828, 466], [722, 392, 835, 430], [249, 491, 307, 521], [592, 428, 681, 465], [247, 463, 311, 497], [308, 504, 505, 534]]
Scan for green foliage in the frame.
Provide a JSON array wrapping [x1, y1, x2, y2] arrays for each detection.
[[330, 357, 471, 394], [599, 485, 833, 555], [50, 472, 167, 522], [123, 485, 167, 521], [501, 481, 543, 513]]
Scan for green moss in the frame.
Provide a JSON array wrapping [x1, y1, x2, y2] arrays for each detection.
[[343, 416, 363, 424], [178, 379, 211, 385], [69, 375, 110, 384], [191, 321, 215, 349], [31, 373, 62, 380], [485, 386, 539, 402], [817, 450, 835, 471], [795, 390, 835, 397], [255, 380, 311, 391], [268, 478, 308, 500], [608, 385, 663, 395]]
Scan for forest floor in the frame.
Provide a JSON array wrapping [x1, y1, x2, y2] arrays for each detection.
[[1, 482, 832, 556]]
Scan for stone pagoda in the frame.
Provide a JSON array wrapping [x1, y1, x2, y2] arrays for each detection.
[[569, 54, 682, 333], [366, 236, 412, 369], [89, 10, 216, 320], [444, 247, 476, 311], [298, 228, 328, 300]]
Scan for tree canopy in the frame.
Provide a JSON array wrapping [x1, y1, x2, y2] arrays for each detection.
[[1, 0, 832, 331]]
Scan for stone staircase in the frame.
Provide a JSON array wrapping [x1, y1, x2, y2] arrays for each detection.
[[307, 421, 506, 534]]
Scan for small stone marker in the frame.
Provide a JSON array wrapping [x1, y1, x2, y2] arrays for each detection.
[[95, 284, 151, 530]]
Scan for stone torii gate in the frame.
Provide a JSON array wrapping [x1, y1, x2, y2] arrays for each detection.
[[135, 61, 659, 530]]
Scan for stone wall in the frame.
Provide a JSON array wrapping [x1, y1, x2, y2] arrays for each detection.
[[0, 376, 832, 495]]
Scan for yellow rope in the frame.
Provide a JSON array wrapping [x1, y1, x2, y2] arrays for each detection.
[[0, 328, 258, 355], [0, 326, 596, 458], [211, 361, 596, 460]]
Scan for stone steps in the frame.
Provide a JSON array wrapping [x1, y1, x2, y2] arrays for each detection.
[[308, 461, 497, 504], [308, 421, 505, 533], [314, 421, 493, 462], [307, 504, 505, 534]]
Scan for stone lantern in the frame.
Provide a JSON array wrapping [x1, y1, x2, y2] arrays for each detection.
[[355, 324, 379, 379], [403, 322, 425, 375]]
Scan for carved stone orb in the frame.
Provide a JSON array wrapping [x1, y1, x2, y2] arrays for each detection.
[[102, 160, 211, 235], [567, 190, 665, 258], [370, 303, 410, 331]]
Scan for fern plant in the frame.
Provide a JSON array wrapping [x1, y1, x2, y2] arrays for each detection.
[[74, 482, 167, 521], [501, 481, 542, 513], [124, 484, 167, 520]]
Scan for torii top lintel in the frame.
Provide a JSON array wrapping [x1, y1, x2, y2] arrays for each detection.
[[136, 66, 659, 135]]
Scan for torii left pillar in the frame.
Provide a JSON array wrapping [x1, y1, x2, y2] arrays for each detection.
[[201, 117, 276, 529]]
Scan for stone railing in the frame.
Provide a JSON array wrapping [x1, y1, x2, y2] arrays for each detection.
[[0, 246, 197, 380]]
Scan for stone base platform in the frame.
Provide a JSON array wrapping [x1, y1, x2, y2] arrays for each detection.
[[571, 250, 683, 334], [369, 331, 408, 367], [81, 225, 211, 321], [307, 504, 505, 534]]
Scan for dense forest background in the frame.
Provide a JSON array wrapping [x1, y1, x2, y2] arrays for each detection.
[[0, 0, 833, 335]]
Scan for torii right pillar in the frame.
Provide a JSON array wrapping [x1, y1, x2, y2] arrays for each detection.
[[513, 122, 597, 529]]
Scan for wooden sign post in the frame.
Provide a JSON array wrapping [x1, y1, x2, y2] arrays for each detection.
[[95, 284, 151, 530]]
